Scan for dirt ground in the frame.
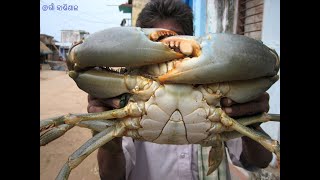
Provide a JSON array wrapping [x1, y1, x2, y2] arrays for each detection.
[[40, 69, 100, 180]]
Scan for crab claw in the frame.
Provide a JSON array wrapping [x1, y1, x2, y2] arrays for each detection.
[[67, 27, 185, 70], [157, 34, 280, 84]]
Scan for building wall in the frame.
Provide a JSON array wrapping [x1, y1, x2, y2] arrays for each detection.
[[40, 34, 54, 44], [131, 0, 150, 27], [58, 47, 70, 61], [40, 34, 59, 61], [191, 0, 206, 36], [260, 0, 280, 167], [60, 30, 89, 44], [246, 0, 263, 39], [206, 0, 235, 34], [61, 31, 80, 44]]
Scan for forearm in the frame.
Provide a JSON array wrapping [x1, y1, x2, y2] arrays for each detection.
[[97, 146, 126, 180], [88, 96, 126, 179], [92, 131, 126, 180], [240, 126, 273, 168]]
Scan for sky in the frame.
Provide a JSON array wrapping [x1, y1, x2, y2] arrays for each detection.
[[40, 0, 131, 42]]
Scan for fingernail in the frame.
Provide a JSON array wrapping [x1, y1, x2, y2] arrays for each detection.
[[227, 99, 233, 105], [225, 107, 232, 114]]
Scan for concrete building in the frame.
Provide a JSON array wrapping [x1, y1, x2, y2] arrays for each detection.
[[56, 30, 90, 60], [40, 34, 59, 61]]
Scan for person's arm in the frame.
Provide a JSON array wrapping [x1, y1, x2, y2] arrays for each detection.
[[240, 126, 273, 168], [221, 92, 273, 168], [88, 95, 126, 180]]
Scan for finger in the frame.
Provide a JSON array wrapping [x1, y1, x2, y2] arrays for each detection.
[[88, 94, 121, 109], [257, 92, 270, 102], [220, 97, 235, 107], [100, 98, 121, 109], [220, 92, 270, 107], [248, 92, 270, 103], [88, 99, 105, 107], [223, 101, 269, 118], [88, 95, 110, 112], [87, 105, 109, 113]]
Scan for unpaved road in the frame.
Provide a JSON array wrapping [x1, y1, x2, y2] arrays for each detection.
[[40, 70, 100, 180]]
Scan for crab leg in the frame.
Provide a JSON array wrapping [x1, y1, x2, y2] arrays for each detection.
[[40, 124, 74, 146], [220, 112, 280, 159], [40, 102, 144, 133], [202, 113, 279, 174], [268, 113, 280, 121], [77, 120, 116, 132], [56, 123, 126, 180], [218, 113, 280, 140], [68, 69, 159, 99], [207, 140, 224, 175], [204, 113, 276, 143], [40, 115, 66, 132], [40, 69, 153, 132], [40, 120, 116, 146], [235, 113, 279, 126], [207, 113, 278, 135]]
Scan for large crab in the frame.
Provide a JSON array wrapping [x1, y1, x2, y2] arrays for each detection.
[[40, 27, 280, 180]]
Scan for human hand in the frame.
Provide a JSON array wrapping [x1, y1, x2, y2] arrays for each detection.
[[88, 94, 123, 153], [222, 93, 273, 167], [87, 94, 121, 112], [221, 92, 270, 119], [88, 95, 126, 179]]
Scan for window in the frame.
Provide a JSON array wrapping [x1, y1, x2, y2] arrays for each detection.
[[236, 0, 264, 40]]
